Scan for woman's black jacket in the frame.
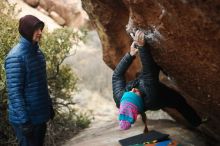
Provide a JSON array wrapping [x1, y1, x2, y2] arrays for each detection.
[[112, 46, 162, 110]]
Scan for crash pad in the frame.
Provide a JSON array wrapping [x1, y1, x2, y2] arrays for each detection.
[[119, 130, 169, 146], [129, 140, 182, 146]]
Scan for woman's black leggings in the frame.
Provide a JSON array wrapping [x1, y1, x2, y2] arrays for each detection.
[[157, 83, 202, 127]]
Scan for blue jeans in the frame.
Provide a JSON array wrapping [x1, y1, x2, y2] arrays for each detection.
[[11, 123, 47, 146]]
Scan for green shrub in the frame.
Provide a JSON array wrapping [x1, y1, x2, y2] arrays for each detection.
[[0, 1, 90, 145], [41, 28, 91, 146], [0, 1, 19, 145]]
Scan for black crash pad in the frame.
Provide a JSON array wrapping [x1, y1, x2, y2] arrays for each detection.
[[119, 130, 169, 146]]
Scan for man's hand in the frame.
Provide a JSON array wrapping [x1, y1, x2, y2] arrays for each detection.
[[21, 122, 33, 137]]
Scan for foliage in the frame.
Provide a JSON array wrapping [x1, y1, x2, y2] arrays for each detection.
[[0, 1, 90, 145], [41, 28, 83, 106], [0, 1, 18, 93], [46, 110, 91, 146], [0, 1, 19, 145], [41, 28, 91, 145]]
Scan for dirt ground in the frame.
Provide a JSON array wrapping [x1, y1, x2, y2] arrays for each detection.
[[63, 100, 207, 146]]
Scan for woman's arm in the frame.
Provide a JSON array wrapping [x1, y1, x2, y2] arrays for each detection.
[[112, 52, 135, 108], [133, 30, 159, 81]]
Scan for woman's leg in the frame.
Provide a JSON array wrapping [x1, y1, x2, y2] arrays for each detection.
[[158, 83, 201, 127]]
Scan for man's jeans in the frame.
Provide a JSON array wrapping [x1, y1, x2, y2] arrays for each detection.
[[11, 123, 47, 146]]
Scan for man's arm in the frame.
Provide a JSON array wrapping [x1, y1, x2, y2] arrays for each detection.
[[112, 52, 135, 108], [5, 56, 29, 123]]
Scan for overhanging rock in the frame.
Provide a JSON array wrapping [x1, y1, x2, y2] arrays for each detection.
[[82, 0, 220, 141]]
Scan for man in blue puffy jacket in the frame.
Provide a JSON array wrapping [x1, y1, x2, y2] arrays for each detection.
[[5, 15, 55, 146]]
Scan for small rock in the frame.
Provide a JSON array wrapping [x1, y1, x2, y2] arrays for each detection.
[[49, 11, 65, 26], [37, 6, 49, 16]]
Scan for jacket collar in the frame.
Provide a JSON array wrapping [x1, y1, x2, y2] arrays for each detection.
[[19, 36, 39, 51]]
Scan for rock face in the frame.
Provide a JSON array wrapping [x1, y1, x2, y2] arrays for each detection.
[[24, 0, 39, 7], [82, 0, 220, 141], [23, 0, 88, 27]]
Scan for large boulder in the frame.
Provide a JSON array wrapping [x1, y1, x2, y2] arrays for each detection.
[[23, 0, 88, 27], [81, 0, 220, 141], [39, 0, 87, 27], [24, 0, 39, 7]]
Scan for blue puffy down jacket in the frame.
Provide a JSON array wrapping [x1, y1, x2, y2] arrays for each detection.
[[5, 37, 52, 124]]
